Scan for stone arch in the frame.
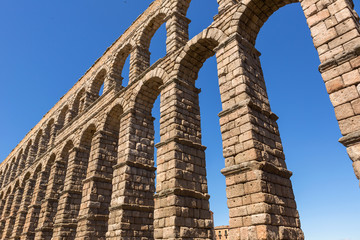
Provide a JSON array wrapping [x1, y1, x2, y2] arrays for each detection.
[[23, 140, 33, 170], [15, 149, 25, 177], [2, 164, 10, 187], [32, 163, 42, 178], [11, 165, 40, 239], [89, 68, 107, 99], [52, 125, 96, 239], [11, 157, 18, 181], [139, 12, 167, 50], [44, 153, 56, 172], [21, 171, 31, 187], [75, 104, 124, 239], [0, 170, 3, 189], [33, 129, 44, 160], [110, 43, 133, 87], [129, 9, 171, 83], [228, 0, 298, 44], [44, 118, 55, 146], [57, 105, 69, 128], [72, 88, 86, 117], [174, 27, 228, 82], [34, 141, 73, 240]]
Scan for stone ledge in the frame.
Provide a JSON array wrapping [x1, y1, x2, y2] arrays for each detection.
[[109, 203, 154, 212], [218, 98, 278, 121], [114, 160, 156, 172], [221, 161, 292, 179], [77, 214, 109, 222], [154, 187, 210, 200], [339, 129, 360, 146], [82, 175, 112, 184], [155, 136, 206, 151], [319, 44, 360, 73]]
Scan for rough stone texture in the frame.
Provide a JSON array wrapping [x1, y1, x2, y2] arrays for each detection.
[[0, 0, 359, 239]]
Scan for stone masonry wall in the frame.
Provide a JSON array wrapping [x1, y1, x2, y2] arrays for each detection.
[[0, 0, 359, 239]]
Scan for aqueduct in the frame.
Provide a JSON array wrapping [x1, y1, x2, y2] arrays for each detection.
[[0, 0, 359, 239]]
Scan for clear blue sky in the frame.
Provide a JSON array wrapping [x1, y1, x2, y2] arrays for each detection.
[[0, 1, 359, 239]]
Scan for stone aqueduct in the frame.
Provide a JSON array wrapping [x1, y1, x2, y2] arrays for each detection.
[[0, 0, 359, 239]]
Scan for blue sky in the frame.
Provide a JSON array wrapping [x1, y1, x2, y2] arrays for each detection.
[[1, 1, 360, 239]]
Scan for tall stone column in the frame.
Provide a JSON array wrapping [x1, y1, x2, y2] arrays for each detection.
[[34, 157, 70, 240], [154, 79, 213, 239], [17, 153, 27, 176], [106, 71, 123, 92], [75, 130, 117, 239], [299, 0, 360, 187], [2, 186, 23, 240], [0, 193, 14, 238], [20, 170, 49, 240], [166, 12, 190, 53], [11, 178, 36, 240], [52, 146, 90, 240], [129, 46, 151, 83], [106, 110, 156, 239], [216, 34, 303, 240], [49, 123, 59, 147]]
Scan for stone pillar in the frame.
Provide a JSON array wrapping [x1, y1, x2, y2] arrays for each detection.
[[35, 158, 69, 240], [2, 186, 24, 240], [217, 0, 236, 13], [106, 71, 123, 92], [65, 109, 75, 125], [49, 124, 59, 147], [52, 146, 90, 240], [8, 163, 17, 183], [166, 12, 190, 53], [11, 178, 36, 240], [300, 0, 360, 187], [154, 79, 213, 239], [20, 170, 49, 240], [26, 145, 37, 169], [216, 34, 303, 239], [0, 193, 15, 238], [106, 110, 156, 239], [75, 130, 117, 239], [37, 134, 49, 159], [17, 153, 27, 177], [129, 46, 151, 83]]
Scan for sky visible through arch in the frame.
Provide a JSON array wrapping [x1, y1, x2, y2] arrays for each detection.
[[0, 1, 360, 239]]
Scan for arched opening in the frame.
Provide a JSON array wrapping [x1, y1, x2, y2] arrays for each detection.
[[76, 104, 123, 239], [72, 88, 86, 117], [35, 142, 72, 240], [89, 68, 107, 100], [0, 186, 13, 238], [2, 180, 21, 239], [16, 149, 25, 177], [145, 14, 167, 65], [253, 2, 360, 239], [52, 126, 95, 240], [2, 165, 9, 186], [57, 105, 69, 129], [196, 54, 228, 227], [112, 44, 132, 87], [187, 0, 218, 39], [23, 140, 32, 169], [8, 158, 17, 182], [11, 169, 36, 239], [44, 119, 55, 149], [22, 154, 55, 239], [0, 171, 3, 189], [33, 130, 43, 160], [170, 32, 224, 238]]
